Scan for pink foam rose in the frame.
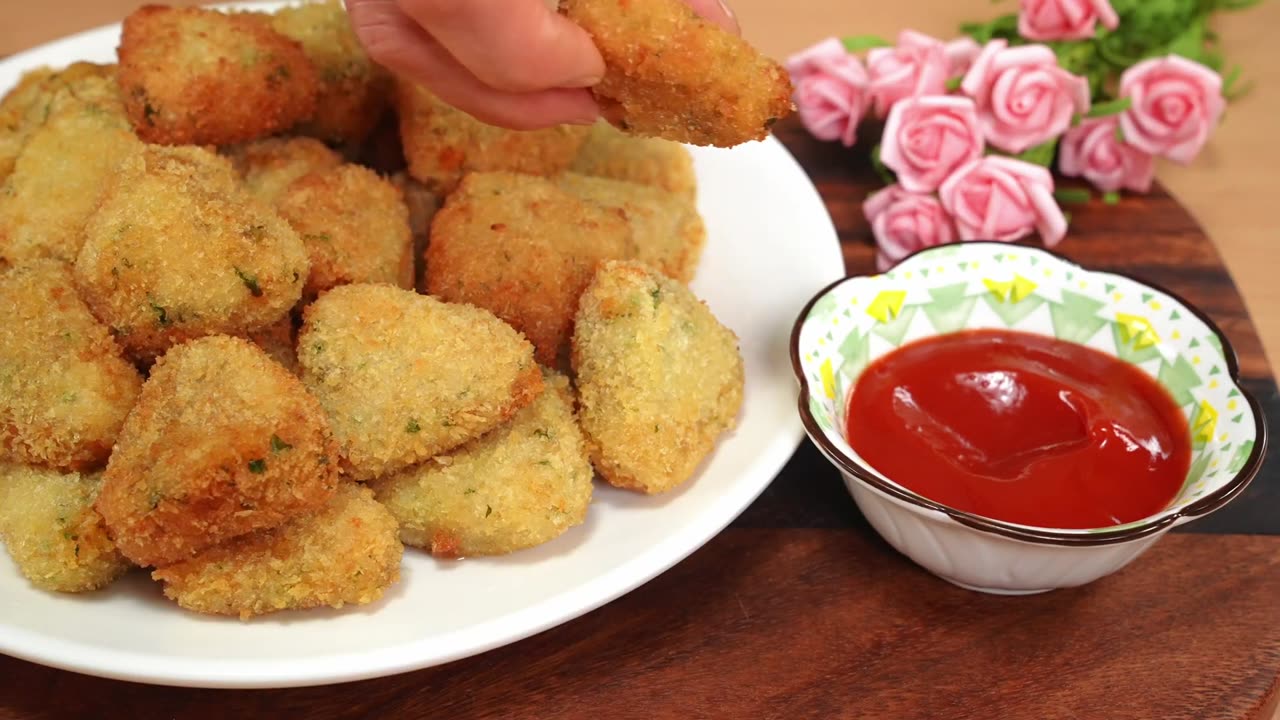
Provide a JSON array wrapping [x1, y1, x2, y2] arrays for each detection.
[[938, 156, 1067, 246], [1019, 0, 1120, 42], [866, 30, 950, 118], [880, 96, 984, 193], [1118, 55, 1225, 165], [786, 38, 870, 147], [1059, 116, 1155, 193], [944, 37, 983, 79], [864, 185, 959, 271], [960, 40, 1090, 154]]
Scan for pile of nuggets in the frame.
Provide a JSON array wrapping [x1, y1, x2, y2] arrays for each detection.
[[0, 0, 792, 619]]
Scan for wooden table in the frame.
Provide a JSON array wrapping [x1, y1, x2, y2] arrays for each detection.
[[3, 2, 1279, 718]]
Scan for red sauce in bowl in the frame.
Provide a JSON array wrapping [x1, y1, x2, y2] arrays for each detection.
[[846, 329, 1192, 529]]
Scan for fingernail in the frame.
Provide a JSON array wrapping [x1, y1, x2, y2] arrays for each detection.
[[717, 0, 741, 34], [564, 73, 603, 89]]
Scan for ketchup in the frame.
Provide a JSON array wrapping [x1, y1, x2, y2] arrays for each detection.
[[846, 329, 1191, 529]]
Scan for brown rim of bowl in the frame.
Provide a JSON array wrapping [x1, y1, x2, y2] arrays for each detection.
[[789, 240, 1269, 547]]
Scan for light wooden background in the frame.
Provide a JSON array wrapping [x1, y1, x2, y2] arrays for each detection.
[[4, 1, 1277, 374]]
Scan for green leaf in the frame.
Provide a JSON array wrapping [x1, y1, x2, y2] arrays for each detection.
[[1103, 191, 1121, 205], [945, 76, 963, 92], [870, 145, 896, 186], [1012, 138, 1059, 168], [1054, 188, 1093, 204], [1085, 97, 1133, 118], [842, 35, 892, 52]]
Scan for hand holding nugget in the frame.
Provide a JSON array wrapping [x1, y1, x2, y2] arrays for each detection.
[[345, 0, 739, 130]]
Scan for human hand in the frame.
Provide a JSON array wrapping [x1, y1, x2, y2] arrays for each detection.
[[344, 0, 739, 130]]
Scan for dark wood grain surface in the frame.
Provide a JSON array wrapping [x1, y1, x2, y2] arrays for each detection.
[[1, 119, 1277, 720]]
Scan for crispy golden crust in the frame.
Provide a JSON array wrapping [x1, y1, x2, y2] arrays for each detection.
[[73, 145, 309, 361], [95, 335, 339, 568], [572, 261, 743, 494], [117, 5, 318, 145], [426, 172, 630, 367], [570, 122, 697, 199], [153, 483, 401, 619], [562, 0, 793, 147], [0, 75, 142, 267], [0, 63, 116, 186], [372, 370, 592, 557], [224, 136, 342, 205], [245, 315, 299, 376], [275, 164, 414, 298], [557, 172, 705, 283], [394, 79, 590, 192], [270, 0, 391, 145], [0, 261, 143, 471], [298, 284, 543, 480], [0, 464, 132, 593]]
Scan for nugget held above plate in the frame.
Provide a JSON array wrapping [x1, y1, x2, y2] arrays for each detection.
[[572, 260, 744, 494], [563, 0, 793, 147], [298, 284, 543, 481]]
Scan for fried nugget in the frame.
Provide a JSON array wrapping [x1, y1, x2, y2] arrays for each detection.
[[570, 122, 697, 200], [557, 172, 705, 282], [0, 464, 131, 593], [572, 261, 743, 494], [427, 172, 629, 367], [0, 63, 116, 185], [372, 370, 592, 557], [0, 261, 143, 471], [270, 0, 391, 146], [74, 145, 309, 361], [298, 284, 543, 480], [395, 79, 589, 192], [153, 483, 401, 619], [225, 136, 342, 205], [0, 75, 142, 267], [96, 335, 339, 568], [562, 0, 793, 147], [117, 5, 318, 145], [275, 164, 414, 298]]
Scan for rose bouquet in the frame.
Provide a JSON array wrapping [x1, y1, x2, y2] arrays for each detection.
[[786, 0, 1260, 271]]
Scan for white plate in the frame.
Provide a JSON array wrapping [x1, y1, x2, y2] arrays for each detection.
[[0, 6, 844, 689]]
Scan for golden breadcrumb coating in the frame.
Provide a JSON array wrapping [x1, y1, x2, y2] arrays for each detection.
[[394, 79, 590, 192], [0, 463, 131, 593], [570, 121, 697, 199], [153, 483, 401, 619], [275, 164, 414, 298], [426, 171, 704, 366], [426, 172, 628, 367], [0, 63, 116, 186], [298, 284, 543, 480], [74, 145, 309, 361], [556, 172, 705, 282], [372, 370, 592, 558], [245, 315, 300, 376], [572, 260, 743, 494], [0, 261, 143, 471], [96, 335, 339, 568], [224, 136, 342, 205], [0, 75, 142, 267], [562, 0, 793, 147], [117, 5, 318, 145], [270, 0, 391, 145]]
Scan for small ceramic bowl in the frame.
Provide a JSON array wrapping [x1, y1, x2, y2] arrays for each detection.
[[791, 242, 1267, 595]]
